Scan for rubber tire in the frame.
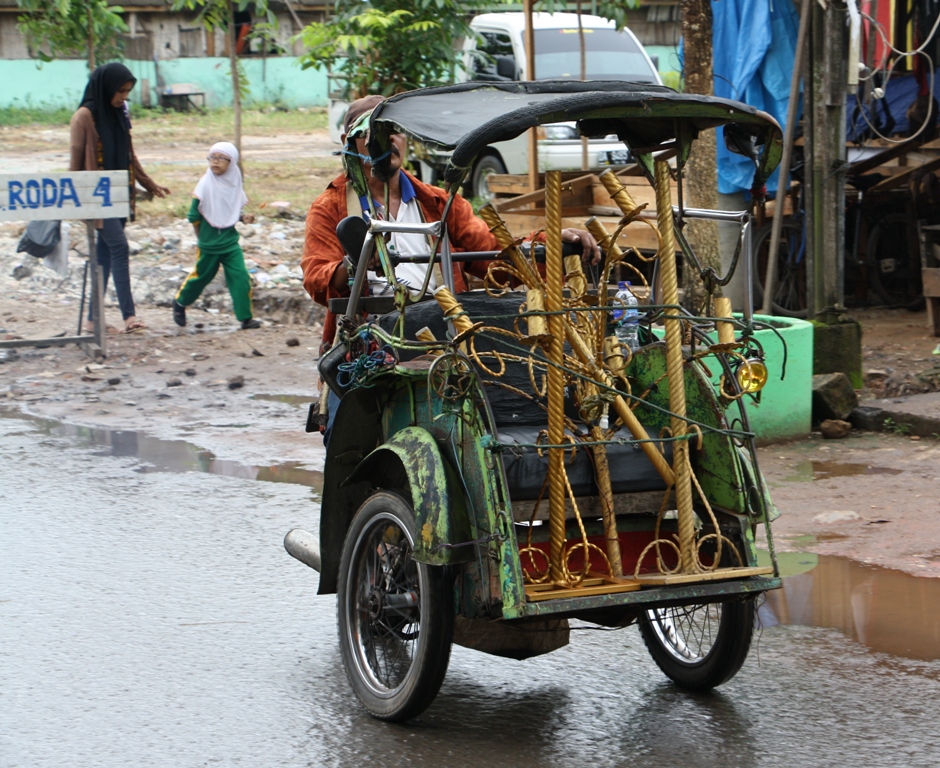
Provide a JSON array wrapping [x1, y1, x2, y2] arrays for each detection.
[[867, 212, 925, 310], [469, 153, 507, 202], [752, 220, 809, 318], [639, 598, 756, 690], [337, 491, 454, 722]]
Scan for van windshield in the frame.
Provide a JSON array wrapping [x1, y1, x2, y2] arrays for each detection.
[[534, 28, 657, 82]]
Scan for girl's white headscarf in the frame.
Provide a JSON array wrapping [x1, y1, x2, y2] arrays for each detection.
[[193, 141, 248, 229]]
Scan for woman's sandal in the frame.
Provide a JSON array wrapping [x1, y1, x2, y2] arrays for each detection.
[[84, 323, 120, 335]]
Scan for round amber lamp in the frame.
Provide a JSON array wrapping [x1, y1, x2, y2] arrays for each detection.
[[736, 359, 768, 393]]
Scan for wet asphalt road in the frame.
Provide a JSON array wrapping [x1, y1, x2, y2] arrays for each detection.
[[2, 414, 939, 768]]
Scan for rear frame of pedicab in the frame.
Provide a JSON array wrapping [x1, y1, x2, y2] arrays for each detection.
[[286, 81, 787, 720]]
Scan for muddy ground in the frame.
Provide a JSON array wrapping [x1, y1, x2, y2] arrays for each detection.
[[3, 114, 940, 580]]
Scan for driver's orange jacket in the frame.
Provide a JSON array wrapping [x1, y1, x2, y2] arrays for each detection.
[[302, 171, 499, 345]]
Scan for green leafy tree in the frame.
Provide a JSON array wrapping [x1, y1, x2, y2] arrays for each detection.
[[16, 0, 128, 70], [296, 0, 477, 98], [172, 0, 275, 159]]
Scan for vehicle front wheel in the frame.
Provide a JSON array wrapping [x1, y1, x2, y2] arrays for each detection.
[[337, 491, 454, 721], [638, 598, 756, 690], [469, 153, 507, 201]]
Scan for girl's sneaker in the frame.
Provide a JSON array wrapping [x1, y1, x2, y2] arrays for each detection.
[[241, 318, 261, 330]]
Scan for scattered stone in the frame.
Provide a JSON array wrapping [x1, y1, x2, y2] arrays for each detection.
[[813, 510, 861, 524], [819, 419, 852, 439], [227, 375, 245, 390], [167, 377, 182, 387], [192, 353, 209, 361], [12, 264, 32, 280], [184, 368, 197, 377], [107, 377, 122, 386], [250, 347, 265, 357], [286, 337, 300, 347], [127, 240, 142, 255], [156, 392, 171, 399], [812, 372, 859, 422]]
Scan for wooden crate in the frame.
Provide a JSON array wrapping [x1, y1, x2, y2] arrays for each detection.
[[489, 170, 677, 254]]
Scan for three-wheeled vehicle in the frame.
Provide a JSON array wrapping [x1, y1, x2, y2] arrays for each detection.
[[285, 81, 785, 722]]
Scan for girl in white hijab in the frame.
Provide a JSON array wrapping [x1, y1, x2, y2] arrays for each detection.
[[173, 141, 261, 330]]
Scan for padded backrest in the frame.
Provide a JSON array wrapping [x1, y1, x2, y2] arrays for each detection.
[[377, 291, 573, 426]]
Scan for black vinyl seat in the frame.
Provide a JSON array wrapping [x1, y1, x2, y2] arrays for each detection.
[[377, 292, 670, 501]]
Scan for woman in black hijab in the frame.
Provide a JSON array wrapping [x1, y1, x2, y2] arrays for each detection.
[[70, 62, 170, 333]]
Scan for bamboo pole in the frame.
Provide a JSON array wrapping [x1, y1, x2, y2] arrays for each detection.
[[543, 172, 569, 585], [654, 160, 698, 573], [714, 296, 735, 345]]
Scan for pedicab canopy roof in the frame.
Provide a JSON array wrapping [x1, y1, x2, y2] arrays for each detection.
[[366, 80, 783, 192]]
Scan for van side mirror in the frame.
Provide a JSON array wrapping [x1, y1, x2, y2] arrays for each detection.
[[723, 124, 760, 167], [495, 54, 516, 80], [336, 216, 368, 269]]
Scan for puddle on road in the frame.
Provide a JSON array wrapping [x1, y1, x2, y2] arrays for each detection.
[[763, 553, 940, 662], [783, 460, 904, 482], [1, 411, 323, 492]]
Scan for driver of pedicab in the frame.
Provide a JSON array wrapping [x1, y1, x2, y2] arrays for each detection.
[[301, 94, 602, 352]]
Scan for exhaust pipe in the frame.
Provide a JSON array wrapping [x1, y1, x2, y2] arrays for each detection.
[[284, 528, 321, 573]]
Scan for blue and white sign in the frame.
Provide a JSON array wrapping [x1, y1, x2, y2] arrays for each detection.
[[0, 171, 129, 222]]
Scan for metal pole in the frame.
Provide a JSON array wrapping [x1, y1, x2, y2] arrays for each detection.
[[523, 0, 539, 195], [87, 222, 106, 356], [761, 0, 812, 316]]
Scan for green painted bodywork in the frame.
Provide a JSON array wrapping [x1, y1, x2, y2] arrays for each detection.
[[626, 342, 750, 515], [346, 426, 473, 566]]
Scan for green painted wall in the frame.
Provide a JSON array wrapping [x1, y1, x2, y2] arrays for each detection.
[[0, 57, 327, 110]]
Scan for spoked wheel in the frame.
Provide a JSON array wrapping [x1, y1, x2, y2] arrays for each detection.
[[752, 220, 808, 318], [639, 598, 756, 690], [337, 491, 454, 721], [867, 212, 925, 310]]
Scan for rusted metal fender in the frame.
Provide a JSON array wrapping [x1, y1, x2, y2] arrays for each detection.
[[344, 426, 473, 566]]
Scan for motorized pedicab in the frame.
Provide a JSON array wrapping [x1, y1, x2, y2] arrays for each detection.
[[285, 80, 785, 722]]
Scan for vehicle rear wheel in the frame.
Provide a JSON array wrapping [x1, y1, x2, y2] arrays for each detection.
[[470, 153, 507, 201], [867, 212, 925, 310], [639, 598, 756, 690], [752, 220, 808, 318], [337, 491, 454, 721]]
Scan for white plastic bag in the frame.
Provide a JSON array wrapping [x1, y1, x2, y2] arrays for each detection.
[[43, 221, 70, 277]]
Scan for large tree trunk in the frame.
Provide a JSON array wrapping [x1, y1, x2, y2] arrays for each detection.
[[680, 0, 721, 312], [87, 3, 95, 71], [228, 2, 242, 163]]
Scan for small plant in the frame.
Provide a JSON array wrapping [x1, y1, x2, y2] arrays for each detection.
[[883, 417, 911, 436]]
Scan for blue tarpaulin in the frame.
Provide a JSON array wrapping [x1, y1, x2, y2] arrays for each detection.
[[711, 0, 801, 195], [847, 71, 940, 140]]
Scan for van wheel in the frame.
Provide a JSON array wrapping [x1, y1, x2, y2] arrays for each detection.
[[470, 154, 507, 201], [337, 491, 454, 721]]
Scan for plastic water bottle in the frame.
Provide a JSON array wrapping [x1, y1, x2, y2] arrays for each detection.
[[613, 281, 640, 353]]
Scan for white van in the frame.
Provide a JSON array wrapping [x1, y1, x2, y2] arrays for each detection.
[[329, 12, 662, 198], [436, 12, 663, 198]]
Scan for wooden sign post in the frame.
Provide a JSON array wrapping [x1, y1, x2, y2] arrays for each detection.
[[0, 171, 130, 359]]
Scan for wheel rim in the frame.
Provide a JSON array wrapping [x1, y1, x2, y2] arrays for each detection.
[[646, 603, 723, 666], [754, 223, 807, 317], [344, 512, 423, 698]]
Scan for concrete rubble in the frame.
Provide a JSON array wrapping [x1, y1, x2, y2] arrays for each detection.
[[0, 214, 320, 333]]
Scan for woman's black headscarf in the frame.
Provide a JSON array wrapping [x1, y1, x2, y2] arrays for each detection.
[[79, 63, 137, 171]]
